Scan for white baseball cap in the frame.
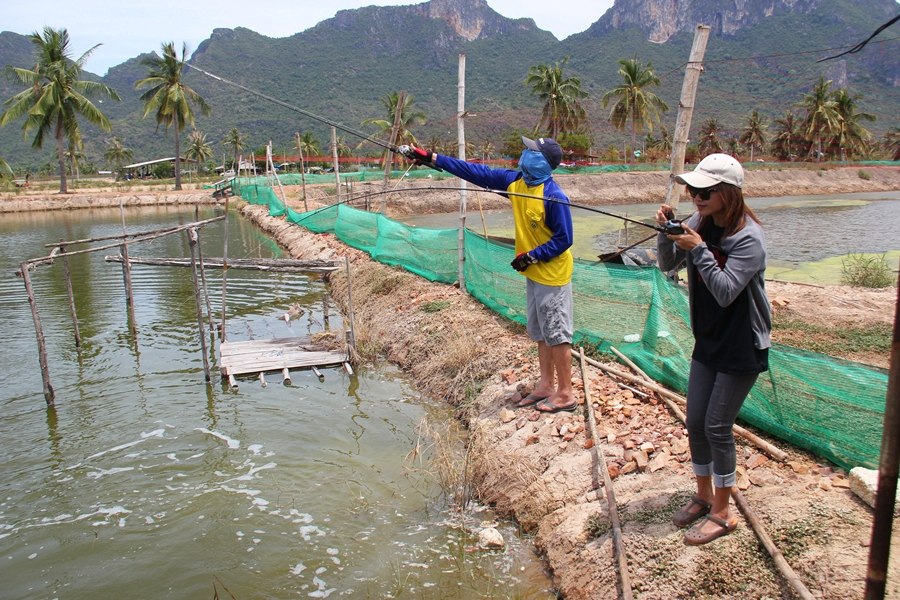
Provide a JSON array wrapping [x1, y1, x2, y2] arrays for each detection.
[[675, 153, 744, 189]]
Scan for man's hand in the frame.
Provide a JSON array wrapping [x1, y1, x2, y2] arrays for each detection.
[[511, 252, 537, 272], [397, 145, 433, 166]]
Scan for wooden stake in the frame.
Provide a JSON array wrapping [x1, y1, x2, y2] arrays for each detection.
[[187, 228, 211, 383], [20, 262, 55, 406], [578, 347, 633, 600], [60, 242, 81, 348]]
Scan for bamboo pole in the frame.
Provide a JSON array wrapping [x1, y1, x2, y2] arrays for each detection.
[[344, 256, 357, 355], [583, 354, 788, 462], [220, 195, 230, 342], [193, 207, 216, 336], [187, 228, 211, 383], [59, 242, 81, 348], [457, 53, 468, 293], [331, 126, 341, 203], [19, 262, 55, 406], [578, 347, 633, 600], [104, 256, 340, 272]]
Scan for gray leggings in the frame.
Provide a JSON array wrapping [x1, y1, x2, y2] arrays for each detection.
[[686, 359, 759, 488]]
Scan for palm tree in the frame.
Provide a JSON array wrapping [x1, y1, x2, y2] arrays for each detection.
[[134, 42, 210, 190], [797, 77, 840, 161], [771, 111, 802, 161], [646, 124, 672, 160], [884, 127, 900, 161], [525, 56, 588, 139], [185, 129, 213, 174], [362, 91, 426, 168], [698, 118, 724, 156], [830, 89, 875, 160], [104, 137, 133, 179], [739, 110, 768, 162], [222, 127, 246, 172], [0, 156, 12, 178], [0, 27, 120, 193], [601, 58, 669, 163]]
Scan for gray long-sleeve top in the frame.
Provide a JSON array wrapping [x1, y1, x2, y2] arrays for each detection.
[[657, 214, 772, 351]]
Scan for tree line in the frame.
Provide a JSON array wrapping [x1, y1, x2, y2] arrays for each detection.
[[2, 28, 898, 193]]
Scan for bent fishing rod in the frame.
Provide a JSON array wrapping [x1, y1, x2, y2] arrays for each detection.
[[288, 183, 683, 234], [184, 64, 685, 233], [185, 63, 399, 153]]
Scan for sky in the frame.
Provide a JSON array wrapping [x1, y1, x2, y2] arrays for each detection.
[[4, 0, 617, 75]]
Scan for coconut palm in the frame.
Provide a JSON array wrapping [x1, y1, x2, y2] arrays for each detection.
[[0, 156, 12, 178], [134, 42, 210, 190], [697, 118, 724, 156], [601, 58, 668, 163], [222, 127, 247, 172], [362, 91, 426, 168], [797, 77, 841, 161], [646, 124, 672, 160], [884, 127, 900, 161], [0, 27, 120, 193], [525, 56, 588, 139], [184, 129, 213, 173], [829, 89, 875, 160], [771, 111, 802, 161], [739, 110, 768, 162], [104, 137, 133, 178]]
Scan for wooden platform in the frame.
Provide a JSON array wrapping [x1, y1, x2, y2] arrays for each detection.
[[219, 337, 349, 384]]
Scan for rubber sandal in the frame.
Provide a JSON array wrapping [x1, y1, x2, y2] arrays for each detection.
[[513, 393, 548, 408], [672, 495, 712, 528], [683, 514, 738, 546], [534, 399, 577, 413]]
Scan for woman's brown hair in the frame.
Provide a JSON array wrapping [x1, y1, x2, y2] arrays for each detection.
[[696, 183, 761, 237]]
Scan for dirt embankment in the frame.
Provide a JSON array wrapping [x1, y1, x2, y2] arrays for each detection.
[[239, 175, 898, 600]]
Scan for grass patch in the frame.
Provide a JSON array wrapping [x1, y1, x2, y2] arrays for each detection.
[[370, 272, 405, 295], [858, 169, 871, 180], [421, 300, 451, 313], [841, 253, 894, 288], [585, 512, 611, 539], [772, 315, 892, 356]]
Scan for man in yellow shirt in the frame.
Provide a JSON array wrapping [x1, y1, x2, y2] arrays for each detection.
[[400, 137, 575, 412]]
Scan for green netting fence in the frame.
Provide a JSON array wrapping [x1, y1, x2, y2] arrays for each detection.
[[235, 178, 889, 471]]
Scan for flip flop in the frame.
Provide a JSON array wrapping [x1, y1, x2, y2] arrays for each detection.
[[672, 495, 712, 528], [534, 399, 577, 413], [512, 393, 549, 409], [683, 514, 738, 546]]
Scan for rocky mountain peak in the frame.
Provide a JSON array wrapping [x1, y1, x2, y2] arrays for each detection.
[[414, 0, 538, 40]]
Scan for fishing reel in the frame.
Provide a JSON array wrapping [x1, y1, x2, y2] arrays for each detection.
[[662, 208, 685, 235]]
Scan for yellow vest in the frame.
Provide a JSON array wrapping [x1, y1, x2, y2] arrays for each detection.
[[509, 178, 573, 286]]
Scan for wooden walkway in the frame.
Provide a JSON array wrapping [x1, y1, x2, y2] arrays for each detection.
[[219, 336, 350, 389]]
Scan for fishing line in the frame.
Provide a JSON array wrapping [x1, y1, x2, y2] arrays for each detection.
[[185, 63, 398, 152], [284, 183, 677, 233]]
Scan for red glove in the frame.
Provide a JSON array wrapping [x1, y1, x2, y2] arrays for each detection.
[[398, 145, 434, 166]]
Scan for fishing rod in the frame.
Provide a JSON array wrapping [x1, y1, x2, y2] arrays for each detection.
[[284, 183, 683, 234], [185, 63, 398, 153]]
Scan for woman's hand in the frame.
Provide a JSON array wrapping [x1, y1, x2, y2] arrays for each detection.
[[667, 221, 702, 250], [655, 204, 673, 227]]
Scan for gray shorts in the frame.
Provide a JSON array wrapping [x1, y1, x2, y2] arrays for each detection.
[[525, 279, 573, 346]]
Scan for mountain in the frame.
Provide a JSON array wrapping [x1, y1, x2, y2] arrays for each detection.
[[1, 0, 898, 172]]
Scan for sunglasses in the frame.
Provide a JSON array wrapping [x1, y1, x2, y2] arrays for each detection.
[[687, 186, 719, 200]]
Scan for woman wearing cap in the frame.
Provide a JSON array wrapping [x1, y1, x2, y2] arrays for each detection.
[[655, 153, 771, 545], [398, 137, 576, 413]]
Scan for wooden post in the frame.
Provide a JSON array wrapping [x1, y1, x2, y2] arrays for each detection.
[[220, 195, 230, 342], [295, 132, 308, 212], [20, 262, 55, 405], [865, 272, 900, 600], [323, 293, 330, 330], [457, 54, 468, 293], [578, 347, 633, 599], [119, 201, 137, 338], [344, 256, 357, 352], [60, 242, 82, 348], [665, 25, 710, 209], [193, 206, 216, 336], [187, 228, 211, 383], [331, 126, 341, 204]]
